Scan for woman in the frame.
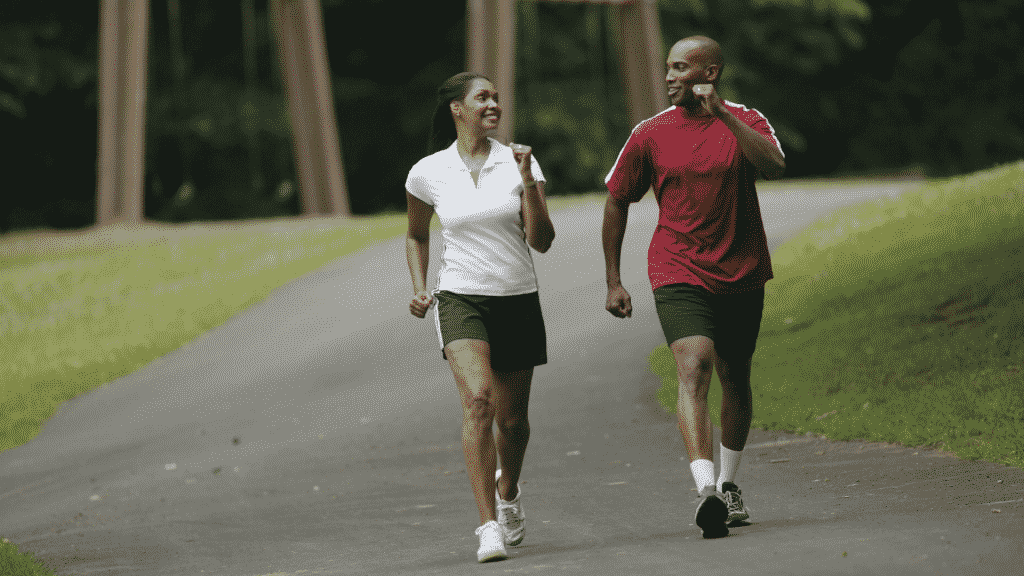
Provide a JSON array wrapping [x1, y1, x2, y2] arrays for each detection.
[[405, 72, 555, 563]]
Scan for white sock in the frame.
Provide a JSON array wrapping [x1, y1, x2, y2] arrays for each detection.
[[717, 444, 743, 492], [689, 458, 715, 491]]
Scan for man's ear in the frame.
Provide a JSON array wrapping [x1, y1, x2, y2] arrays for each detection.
[[450, 99, 461, 118], [704, 64, 721, 83]]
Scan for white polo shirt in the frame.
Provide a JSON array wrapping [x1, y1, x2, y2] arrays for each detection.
[[406, 138, 546, 296]]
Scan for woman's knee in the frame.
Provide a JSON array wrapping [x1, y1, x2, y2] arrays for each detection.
[[496, 412, 530, 437], [464, 390, 496, 422]]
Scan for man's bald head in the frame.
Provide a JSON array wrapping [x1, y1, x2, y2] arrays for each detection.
[[672, 36, 724, 71]]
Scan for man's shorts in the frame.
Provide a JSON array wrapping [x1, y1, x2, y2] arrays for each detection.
[[653, 283, 765, 360], [434, 290, 547, 372]]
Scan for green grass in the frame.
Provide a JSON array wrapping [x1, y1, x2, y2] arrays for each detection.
[[0, 538, 57, 576], [650, 161, 1024, 468]]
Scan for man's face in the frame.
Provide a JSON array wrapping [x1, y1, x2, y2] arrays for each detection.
[[666, 42, 711, 107]]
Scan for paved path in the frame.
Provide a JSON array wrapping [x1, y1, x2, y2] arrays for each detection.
[[2, 181, 1021, 576]]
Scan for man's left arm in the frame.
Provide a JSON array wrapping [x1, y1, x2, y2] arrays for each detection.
[[699, 89, 786, 180], [718, 109, 786, 180]]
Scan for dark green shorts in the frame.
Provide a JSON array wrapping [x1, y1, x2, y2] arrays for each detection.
[[434, 290, 547, 372], [653, 283, 765, 360]]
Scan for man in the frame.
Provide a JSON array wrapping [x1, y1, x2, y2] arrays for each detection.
[[601, 35, 785, 539]]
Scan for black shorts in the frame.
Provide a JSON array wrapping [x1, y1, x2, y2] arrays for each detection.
[[433, 290, 547, 372], [653, 283, 765, 360]]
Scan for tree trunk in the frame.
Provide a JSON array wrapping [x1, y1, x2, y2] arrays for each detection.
[[96, 0, 149, 227], [269, 0, 350, 217]]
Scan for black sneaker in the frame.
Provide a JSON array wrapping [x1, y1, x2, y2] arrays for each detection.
[[694, 485, 729, 538], [721, 481, 750, 526]]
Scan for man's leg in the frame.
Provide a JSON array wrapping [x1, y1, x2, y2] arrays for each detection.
[[713, 285, 762, 503], [670, 334, 717, 488], [714, 352, 754, 525], [716, 354, 752, 488], [672, 335, 731, 537]]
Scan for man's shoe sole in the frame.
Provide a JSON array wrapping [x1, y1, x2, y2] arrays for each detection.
[[726, 511, 750, 526], [695, 495, 729, 538]]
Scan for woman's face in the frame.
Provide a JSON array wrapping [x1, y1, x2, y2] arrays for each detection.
[[453, 78, 501, 133]]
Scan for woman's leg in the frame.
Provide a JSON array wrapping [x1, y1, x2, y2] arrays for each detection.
[[492, 367, 533, 501], [445, 338, 501, 525]]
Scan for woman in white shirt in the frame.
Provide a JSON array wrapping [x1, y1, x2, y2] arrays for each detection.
[[405, 72, 555, 563]]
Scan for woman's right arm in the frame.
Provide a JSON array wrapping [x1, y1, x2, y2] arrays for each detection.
[[406, 192, 435, 318]]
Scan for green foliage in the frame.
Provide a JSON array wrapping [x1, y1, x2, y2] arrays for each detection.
[[0, 20, 95, 119], [0, 538, 57, 576], [650, 162, 1024, 468], [514, 2, 631, 192], [842, 0, 1024, 176]]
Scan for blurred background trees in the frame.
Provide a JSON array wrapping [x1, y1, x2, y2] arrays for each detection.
[[1, 0, 1021, 232]]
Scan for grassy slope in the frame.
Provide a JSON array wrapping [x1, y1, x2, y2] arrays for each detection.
[[650, 161, 1024, 468]]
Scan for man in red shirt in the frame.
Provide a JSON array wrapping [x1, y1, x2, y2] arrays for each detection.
[[602, 35, 785, 539]]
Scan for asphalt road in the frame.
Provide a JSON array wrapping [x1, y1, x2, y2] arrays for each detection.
[[2, 181, 1022, 576]]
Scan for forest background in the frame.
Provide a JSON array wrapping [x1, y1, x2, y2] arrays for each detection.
[[1, 0, 1021, 231]]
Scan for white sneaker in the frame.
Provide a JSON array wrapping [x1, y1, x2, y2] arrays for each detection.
[[474, 520, 509, 563], [495, 469, 525, 546]]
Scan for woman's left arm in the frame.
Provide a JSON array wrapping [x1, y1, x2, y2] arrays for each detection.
[[514, 147, 556, 253], [522, 180, 555, 253]]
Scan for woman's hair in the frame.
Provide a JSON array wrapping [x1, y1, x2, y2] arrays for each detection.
[[427, 72, 490, 155]]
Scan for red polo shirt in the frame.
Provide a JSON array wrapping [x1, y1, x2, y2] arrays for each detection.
[[605, 103, 782, 294]]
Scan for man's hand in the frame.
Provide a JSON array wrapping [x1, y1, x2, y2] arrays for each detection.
[[605, 284, 633, 318], [693, 83, 725, 117], [410, 291, 434, 318]]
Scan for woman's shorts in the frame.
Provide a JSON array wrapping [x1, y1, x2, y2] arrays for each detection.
[[653, 283, 765, 360], [433, 290, 547, 372]]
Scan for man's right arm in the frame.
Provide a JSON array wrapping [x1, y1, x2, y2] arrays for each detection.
[[603, 123, 651, 318], [602, 194, 632, 318]]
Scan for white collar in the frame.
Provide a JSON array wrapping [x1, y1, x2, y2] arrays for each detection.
[[446, 137, 511, 172]]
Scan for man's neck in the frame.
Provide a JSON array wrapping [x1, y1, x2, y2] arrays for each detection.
[[678, 103, 715, 119]]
